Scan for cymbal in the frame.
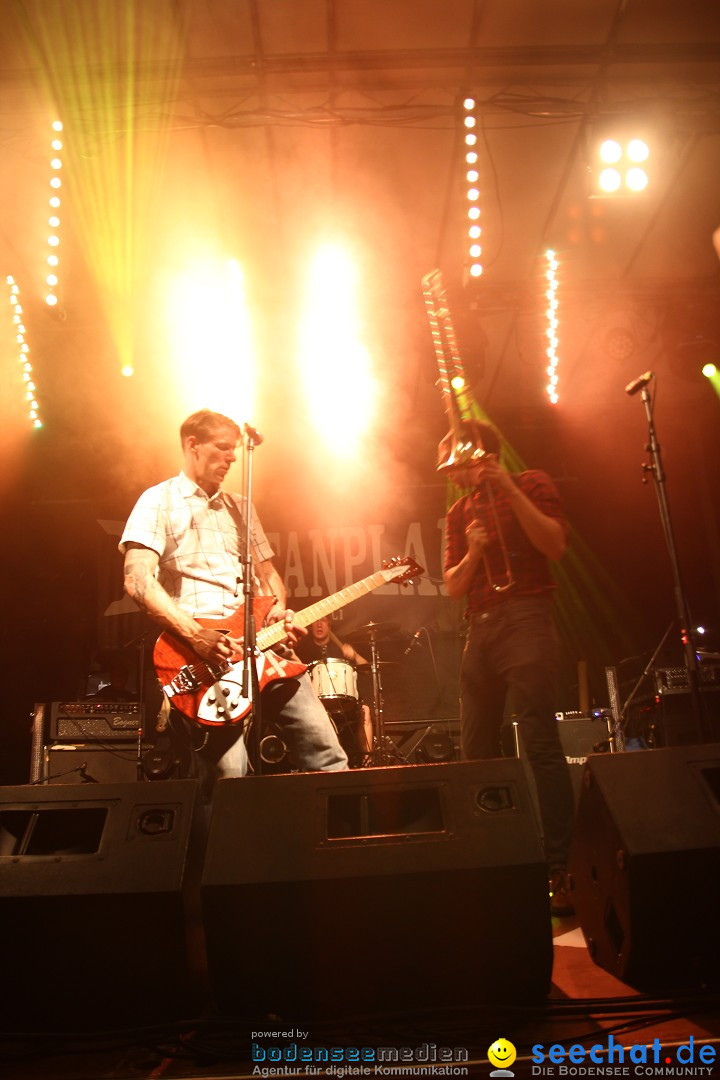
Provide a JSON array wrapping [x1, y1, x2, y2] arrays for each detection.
[[345, 620, 400, 641]]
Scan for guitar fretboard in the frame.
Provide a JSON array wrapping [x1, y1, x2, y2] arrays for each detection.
[[256, 569, 397, 651]]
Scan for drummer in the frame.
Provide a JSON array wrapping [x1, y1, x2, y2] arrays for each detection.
[[295, 616, 373, 764]]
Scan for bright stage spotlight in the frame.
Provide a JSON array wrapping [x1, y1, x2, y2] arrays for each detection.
[[702, 361, 720, 399], [298, 244, 375, 455], [163, 257, 257, 420], [599, 139, 622, 164], [588, 127, 652, 197]]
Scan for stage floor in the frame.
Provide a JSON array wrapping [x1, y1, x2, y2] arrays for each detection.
[[2, 913, 719, 1080]]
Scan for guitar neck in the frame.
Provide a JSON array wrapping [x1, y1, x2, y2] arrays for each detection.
[[256, 569, 394, 651]]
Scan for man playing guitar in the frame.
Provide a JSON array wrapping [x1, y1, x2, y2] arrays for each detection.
[[120, 408, 348, 789]]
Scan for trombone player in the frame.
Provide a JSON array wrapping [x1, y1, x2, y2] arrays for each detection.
[[441, 419, 576, 917]]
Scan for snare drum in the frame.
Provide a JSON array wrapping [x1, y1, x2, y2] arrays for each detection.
[[310, 658, 358, 704]]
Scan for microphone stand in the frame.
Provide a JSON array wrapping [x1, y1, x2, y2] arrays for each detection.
[[635, 380, 707, 741], [240, 429, 263, 772]]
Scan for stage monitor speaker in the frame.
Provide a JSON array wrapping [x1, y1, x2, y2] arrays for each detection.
[[569, 744, 720, 992], [201, 759, 553, 1020], [0, 780, 206, 1029]]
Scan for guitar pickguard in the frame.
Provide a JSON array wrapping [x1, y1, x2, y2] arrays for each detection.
[[196, 655, 265, 725]]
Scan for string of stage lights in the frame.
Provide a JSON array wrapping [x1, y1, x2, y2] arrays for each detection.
[[5, 276, 41, 429], [46, 120, 64, 309], [2, 119, 65, 430], [462, 96, 483, 281], [461, 96, 564, 406], [544, 249, 561, 405]]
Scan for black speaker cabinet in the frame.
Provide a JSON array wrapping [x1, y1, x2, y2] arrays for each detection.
[[569, 745, 720, 992], [652, 690, 720, 747], [0, 780, 206, 1029], [201, 759, 553, 1019], [507, 714, 612, 808], [43, 742, 148, 784]]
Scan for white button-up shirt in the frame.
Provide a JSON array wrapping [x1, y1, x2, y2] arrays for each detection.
[[119, 471, 274, 618]]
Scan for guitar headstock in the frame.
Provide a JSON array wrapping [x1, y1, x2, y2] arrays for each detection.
[[381, 556, 424, 587]]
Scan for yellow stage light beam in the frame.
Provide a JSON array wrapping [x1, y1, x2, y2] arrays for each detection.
[[703, 361, 720, 399], [15, 1, 186, 374], [163, 257, 257, 421], [298, 244, 376, 455]]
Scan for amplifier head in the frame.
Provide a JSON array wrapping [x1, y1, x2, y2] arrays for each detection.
[[46, 701, 144, 741]]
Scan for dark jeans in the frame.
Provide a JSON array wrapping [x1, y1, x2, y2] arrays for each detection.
[[460, 595, 574, 870]]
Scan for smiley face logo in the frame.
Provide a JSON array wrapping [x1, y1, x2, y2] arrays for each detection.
[[488, 1038, 517, 1072]]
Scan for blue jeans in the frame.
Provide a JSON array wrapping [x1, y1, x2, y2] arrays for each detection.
[[460, 595, 574, 870], [201, 671, 348, 783]]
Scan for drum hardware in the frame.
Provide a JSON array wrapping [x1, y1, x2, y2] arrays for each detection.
[[416, 726, 456, 763], [345, 622, 406, 767], [309, 658, 358, 706], [259, 732, 289, 765], [344, 621, 400, 643]]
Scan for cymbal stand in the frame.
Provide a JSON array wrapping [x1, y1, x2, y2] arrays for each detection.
[[366, 629, 404, 765]]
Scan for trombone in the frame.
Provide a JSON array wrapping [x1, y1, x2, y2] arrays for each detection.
[[422, 269, 515, 593]]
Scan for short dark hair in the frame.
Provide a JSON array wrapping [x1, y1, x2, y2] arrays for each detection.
[[180, 409, 241, 448]]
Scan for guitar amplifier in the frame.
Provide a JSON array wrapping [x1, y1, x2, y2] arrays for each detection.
[[510, 712, 612, 804], [46, 701, 144, 741]]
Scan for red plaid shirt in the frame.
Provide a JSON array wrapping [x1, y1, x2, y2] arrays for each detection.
[[444, 470, 567, 616]]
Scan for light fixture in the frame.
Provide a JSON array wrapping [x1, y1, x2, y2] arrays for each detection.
[[5, 276, 43, 427], [543, 250, 561, 405], [45, 120, 64, 306], [462, 95, 483, 280], [588, 126, 653, 197]]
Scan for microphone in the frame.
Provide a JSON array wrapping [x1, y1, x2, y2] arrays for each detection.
[[243, 422, 264, 445], [403, 629, 423, 657], [78, 763, 99, 783], [624, 370, 654, 396]]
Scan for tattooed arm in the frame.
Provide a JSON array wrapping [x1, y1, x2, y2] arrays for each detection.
[[123, 543, 239, 664]]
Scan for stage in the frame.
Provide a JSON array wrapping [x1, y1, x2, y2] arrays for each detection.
[[1, 915, 719, 1080], [1, 751, 719, 1080]]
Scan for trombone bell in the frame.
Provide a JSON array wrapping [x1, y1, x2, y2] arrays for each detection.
[[437, 430, 487, 474]]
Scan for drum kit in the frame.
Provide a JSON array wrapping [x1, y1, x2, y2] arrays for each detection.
[[308, 620, 404, 766]]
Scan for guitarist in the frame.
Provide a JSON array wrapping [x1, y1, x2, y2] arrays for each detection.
[[119, 408, 348, 788]]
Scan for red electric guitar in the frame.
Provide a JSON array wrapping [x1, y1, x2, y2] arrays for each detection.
[[153, 556, 423, 727]]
